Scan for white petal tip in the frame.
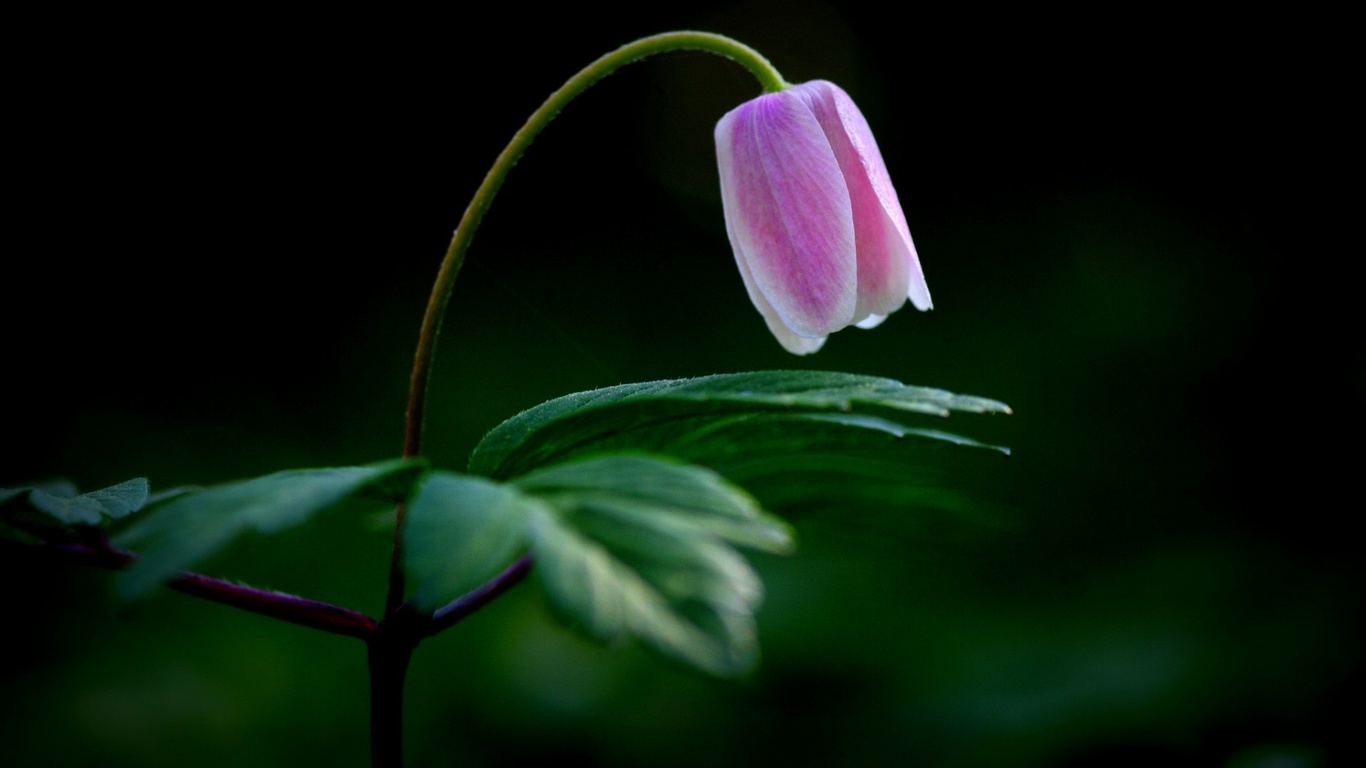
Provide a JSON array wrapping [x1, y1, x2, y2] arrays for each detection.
[[774, 331, 826, 354], [908, 281, 932, 311]]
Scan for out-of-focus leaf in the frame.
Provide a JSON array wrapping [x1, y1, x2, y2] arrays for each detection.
[[1, 478, 149, 526], [0, 487, 31, 505], [470, 371, 1010, 481], [514, 454, 792, 554], [402, 471, 549, 612], [2, 478, 151, 544], [528, 489, 763, 677], [403, 454, 787, 676], [654, 412, 1009, 515], [521, 454, 786, 675], [456, 374, 1012, 663], [143, 485, 200, 508], [28, 478, 150, 525], [114, 459, 425, 598]]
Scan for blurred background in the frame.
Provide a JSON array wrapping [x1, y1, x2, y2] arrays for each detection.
[[3, 2, 1358, 766]]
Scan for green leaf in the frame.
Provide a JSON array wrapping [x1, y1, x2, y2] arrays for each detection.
[[514, 454, 792, 554], [402, 471, 549, 612], [2, 478, 150, 542], [528, 493, 764, 677], [401, 455, 788, 676], [1, 478, 149, 526], [0, 487, 33, 505], [144, 485, 200, 508], [113, 458, 425, 598], [28, 477, 150, 525], [522, 454, 787, 675], [470, 371, 1010, 481]]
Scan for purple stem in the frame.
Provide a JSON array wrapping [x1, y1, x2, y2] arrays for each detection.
[[39, 533, 532, 767], [48, 541, 378, 640], [425, 554, 533, 636]]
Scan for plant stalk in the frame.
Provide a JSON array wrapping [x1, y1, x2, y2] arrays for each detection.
[[368, 609, 421, 768], [384, 29, 784, 617], [373, 31, 788, 767]]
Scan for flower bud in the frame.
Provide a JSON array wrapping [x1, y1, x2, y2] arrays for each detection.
[[715, 80, 931, 354]]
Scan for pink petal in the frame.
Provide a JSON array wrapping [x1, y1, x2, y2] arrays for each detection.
[[715, 90, 857, 340], [731, 242, 828, 354], [798, 81, 932, 317]]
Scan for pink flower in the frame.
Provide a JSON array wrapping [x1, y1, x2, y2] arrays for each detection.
[[715, 80, 931, 354]]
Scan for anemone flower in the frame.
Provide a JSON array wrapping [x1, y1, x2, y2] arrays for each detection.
[[715, 80, 931, 354]]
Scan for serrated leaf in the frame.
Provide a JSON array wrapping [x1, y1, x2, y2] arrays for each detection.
[[28, 478, 150, 525], [470, 371, 1009, 480], [1, 478, 150, 541], [402, 455, 786, 676], [514, 454, 793, 554], [521, 454, 787, 676], [528, 501, 762, 676], [666, 412, 1011, 522], [402, 471, 548, 612], [113, 458, 425, 598], [654, 411, 1009, 474]]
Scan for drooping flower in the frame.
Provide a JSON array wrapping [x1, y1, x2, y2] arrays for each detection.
[[714, 80, 931, 354]]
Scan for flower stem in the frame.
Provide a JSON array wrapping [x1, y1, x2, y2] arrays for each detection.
[[402, 30, 783, 459], [384, 31, 786, 616]]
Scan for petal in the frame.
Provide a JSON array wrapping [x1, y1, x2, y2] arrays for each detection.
[[731, 240, 828, 354], [719, 183, 828, 354], [853, 313, 886, 329], [715, 90, 857, 339], [798, 81, 932, 316]]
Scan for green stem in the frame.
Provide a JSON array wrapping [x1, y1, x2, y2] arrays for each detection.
[[402, 30, 783, 461], [383, 31, 785, 617]]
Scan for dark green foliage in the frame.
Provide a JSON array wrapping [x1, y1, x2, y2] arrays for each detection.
[[10, 372, 1008, 678], [1, 477, 149, 542], [469, 371, 1010, 526], [113, 459, 425, 598], [403, 471, 549, 612], [397, 374, 1009, 676], [404, 455, 794, 675], [470, 371, 1009, 481]]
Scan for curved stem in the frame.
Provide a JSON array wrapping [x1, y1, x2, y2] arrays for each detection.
[[402, 30, 783, 461], [384, 31, 785, 616]]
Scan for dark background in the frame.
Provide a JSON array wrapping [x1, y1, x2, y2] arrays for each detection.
[[3, 2, 1358, 766]]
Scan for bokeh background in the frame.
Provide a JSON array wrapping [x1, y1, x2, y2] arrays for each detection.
[[3, 3, 1358, 766]]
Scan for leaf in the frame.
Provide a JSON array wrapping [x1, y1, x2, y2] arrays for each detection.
[[2, 478, 150, 542], [514, 454, 793, 554], [402, 471, 549, 612], [28, 477, 150, 525], [1, 478, 149, 525], [0, 487, 33, 505], [470, 371, 1010, 481], [523, 454, 787, 675], [144, 485, 200, 508], [113, 458, 425, 598], [431, 372, 1008, 676], [401, 455, 788, 676], [528, 493, 763, 676]]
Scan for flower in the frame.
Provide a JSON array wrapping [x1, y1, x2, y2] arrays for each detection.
[[714, 80, 931, 354]]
